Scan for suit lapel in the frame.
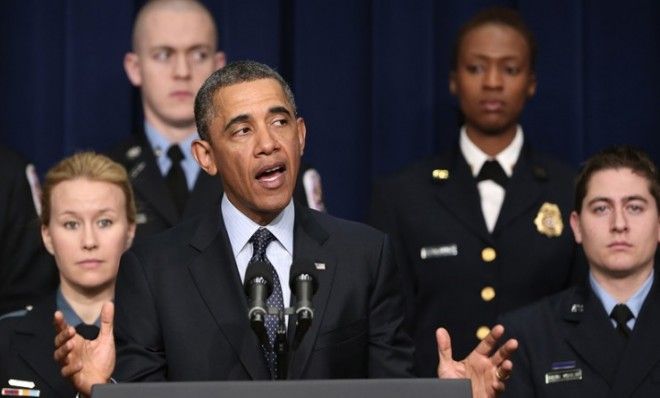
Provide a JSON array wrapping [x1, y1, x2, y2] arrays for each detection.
[[125, 134, 179, 225], [15, 296, 74, 394], [493, 146, 543, 233], [288, 205, 335, 379], [609, 279, 660, 397], [432, 149, 491, 242], [564, 285, 623, 385], [183, 169, 223, 219], [186, 208, 270, 379]]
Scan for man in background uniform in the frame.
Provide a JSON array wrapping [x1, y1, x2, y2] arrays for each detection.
[[500, 146, 660, 397], [370, 7, 583, 373], [110, 0, 324, 241]]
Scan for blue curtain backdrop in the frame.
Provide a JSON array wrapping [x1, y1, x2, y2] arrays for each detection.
[[2, 1, 659, 221]]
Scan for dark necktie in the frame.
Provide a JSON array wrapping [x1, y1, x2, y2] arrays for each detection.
[[75, 323, 100, 340], [166, 145, 189, 215], [249, 228, 284, 378], [476, 160, 509, 188], [610, 303, 634, 339]]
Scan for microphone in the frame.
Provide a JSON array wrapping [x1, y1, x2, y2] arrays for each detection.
[[244, 261, 273, 346], [289, 260, 318, 346]]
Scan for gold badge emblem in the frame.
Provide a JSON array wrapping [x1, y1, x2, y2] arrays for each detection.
[[534, 202, 563, 237], [432, 169, 449, 180]]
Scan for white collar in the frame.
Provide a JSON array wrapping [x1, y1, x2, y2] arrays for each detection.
[[221, 194, 295, 258], [459, 125, 524, 177]]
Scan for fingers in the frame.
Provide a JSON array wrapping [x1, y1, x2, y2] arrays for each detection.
[[99, 301, 114, 339], [53, 310, 68, 333], [54, 324, 76, 351], [435, 327, 453, 363], [472, 324, 505, 357], [490, 337, 518, 366], [53, 331, 75, 362], [492, 360, 513, 392]]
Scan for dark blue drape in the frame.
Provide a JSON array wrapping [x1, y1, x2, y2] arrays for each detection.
[[2, 1, 659, 221]]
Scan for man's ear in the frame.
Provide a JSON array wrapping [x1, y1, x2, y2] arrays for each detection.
[[214, 51, 227, 69], [449, 72, 457, 96], [191, 139, 218, 176], [41, 225, 55, 255], [123, 52, 142, 87], [296, 117, 307, 156], [569, 211, 583, 244]]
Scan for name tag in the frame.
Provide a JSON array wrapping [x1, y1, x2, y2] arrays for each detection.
[[420, 244, 458, 259], [545, 368, 582, 384]]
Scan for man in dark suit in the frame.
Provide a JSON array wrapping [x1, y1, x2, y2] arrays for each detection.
[[369, 7, 583, 371], [500, 146, 660, 397], [54, 60, 517, 398], [111, 0, 323, 241], [0, 146, 57, 314]]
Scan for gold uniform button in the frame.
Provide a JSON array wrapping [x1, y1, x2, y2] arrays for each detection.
[[481, 247, 496, 262], [481, 286, 496, 302], [476, 326, 490, 340]]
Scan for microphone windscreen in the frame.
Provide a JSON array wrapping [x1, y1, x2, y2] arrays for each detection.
[[288, 259, 318, 293], [244, 260, 274, 295]]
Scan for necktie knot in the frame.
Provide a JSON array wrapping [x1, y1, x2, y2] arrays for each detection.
[[249, 228, 276, 263], [167, 144, 185, 163], [610, 303, 634, 338], [165, 144, 188, 215], [75, 323, 100, 340], [476, 160, 508, 188]]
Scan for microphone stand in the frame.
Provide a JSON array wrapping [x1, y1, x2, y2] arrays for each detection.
[[275, 312, 288, 380]]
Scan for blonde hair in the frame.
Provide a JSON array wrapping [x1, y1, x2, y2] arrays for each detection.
[[40, 152, 137, 225]]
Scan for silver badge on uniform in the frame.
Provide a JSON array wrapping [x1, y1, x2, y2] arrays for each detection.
[[420, 244, 458, 259], [135, 213, 148, 224], [545, 361, 582, 384]]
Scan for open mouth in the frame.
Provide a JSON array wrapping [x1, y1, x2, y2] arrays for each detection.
[[256, 163, 286, 184]]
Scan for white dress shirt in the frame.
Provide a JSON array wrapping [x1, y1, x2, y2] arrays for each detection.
[[222, 195, 295, 315], [459, 126, 524, 232]]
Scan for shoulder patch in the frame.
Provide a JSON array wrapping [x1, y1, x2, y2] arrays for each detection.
[[0, 307, 31, 322]]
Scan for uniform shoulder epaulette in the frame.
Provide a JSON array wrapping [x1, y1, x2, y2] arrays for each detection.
[[0, 305, 33, 322]]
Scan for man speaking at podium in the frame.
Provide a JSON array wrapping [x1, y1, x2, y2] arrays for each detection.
[[54, 61, 516, 398]]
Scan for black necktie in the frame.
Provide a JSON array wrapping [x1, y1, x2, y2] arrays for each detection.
[[166, 145, 189, 215], [249, 228, 284, 378], [610, 304, 634, 339], [75, 323, 100, 340], [476, 160, 509, 188]]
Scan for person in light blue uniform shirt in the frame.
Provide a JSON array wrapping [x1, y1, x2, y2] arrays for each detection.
[[0, 152, 136, 397], [500, 146, 660, 398]]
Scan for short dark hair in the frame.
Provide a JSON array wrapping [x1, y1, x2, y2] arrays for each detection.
[[194, 60, 297, 141], [451, 6, 537, 72], [574, 146, 660, 213]]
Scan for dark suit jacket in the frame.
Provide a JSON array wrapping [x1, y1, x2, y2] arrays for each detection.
[[0, 294, 76, 397], [112, 204, 414, 381], [109, 131, 313, 242], [500, 279, 660, 397], [370, 144, 584, 373], [0, 147, 57, 314]]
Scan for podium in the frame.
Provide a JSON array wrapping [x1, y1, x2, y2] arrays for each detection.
[[92, 378, 471, 398]]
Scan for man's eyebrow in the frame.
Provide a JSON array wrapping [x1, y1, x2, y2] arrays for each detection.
[[623, 195, 649, 203], [586, 197, 612, 206], [268, 106, 292, 117], [586, 195, 649, 206], [224, 114, 250, 132]]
